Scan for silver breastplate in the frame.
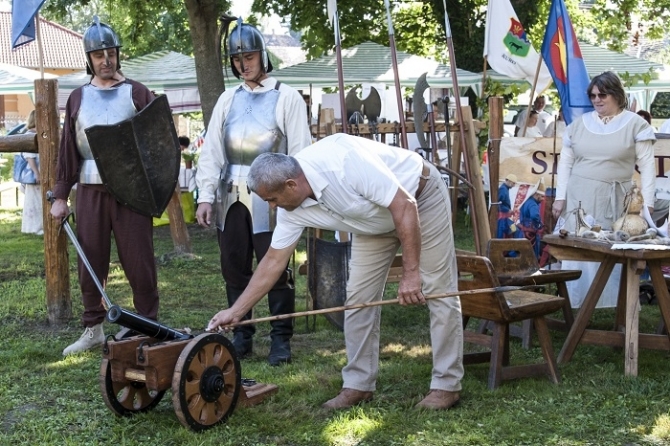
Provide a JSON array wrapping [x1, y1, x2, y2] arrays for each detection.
[[215, 84, 287, 233], [75, 83, 136, 184]]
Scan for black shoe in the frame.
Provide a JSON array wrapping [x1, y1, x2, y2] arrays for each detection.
[[268, 336, 291, 366], [232, 332, 253, 359]]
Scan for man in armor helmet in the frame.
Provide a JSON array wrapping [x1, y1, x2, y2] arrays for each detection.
[[51, 17, 160, 356], [196, 18, 311, 366]]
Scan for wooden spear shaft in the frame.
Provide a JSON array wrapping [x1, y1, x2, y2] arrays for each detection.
[[225, 285, 525, 327], [334, 11, 348, 135], [383, 0, 409, 149]]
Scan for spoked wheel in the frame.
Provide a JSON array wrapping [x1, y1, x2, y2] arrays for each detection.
[[100, 359, 166, 416], [171, 333, 241, 431]]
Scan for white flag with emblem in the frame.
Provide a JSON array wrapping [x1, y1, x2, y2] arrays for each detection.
[[484, 0, 552, 92]]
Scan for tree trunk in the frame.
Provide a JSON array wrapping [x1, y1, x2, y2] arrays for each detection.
[[184, 0, 226, 127]]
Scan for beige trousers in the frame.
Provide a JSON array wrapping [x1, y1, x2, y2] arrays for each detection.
[[342, 164, 464, 392]]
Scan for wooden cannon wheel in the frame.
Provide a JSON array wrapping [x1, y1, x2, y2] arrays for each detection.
[[100, 359, 166, 415], [171, 332, 241, 431]]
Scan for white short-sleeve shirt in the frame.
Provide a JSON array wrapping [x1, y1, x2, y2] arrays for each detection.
[[271, 134, 424, 249]]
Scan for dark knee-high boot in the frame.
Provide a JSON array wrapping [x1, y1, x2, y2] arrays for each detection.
[[267, 288, 294, 366], [226, 285, 255, 358]]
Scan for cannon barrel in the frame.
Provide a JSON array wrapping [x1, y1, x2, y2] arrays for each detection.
[[106, 305, 193, 341]]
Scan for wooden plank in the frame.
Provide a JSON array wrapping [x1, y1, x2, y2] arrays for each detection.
[[487, 97, 504, 238], [461, 106, 490, 255], [625, 259, 640, 376], [558, 256, 617, 363], [238, 383, 279, 407]]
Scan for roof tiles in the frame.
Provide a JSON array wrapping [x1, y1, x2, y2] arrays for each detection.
[[0, 12, 86, 70]]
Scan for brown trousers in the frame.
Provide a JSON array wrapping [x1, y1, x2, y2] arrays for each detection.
[[76, 184, 159, 327]]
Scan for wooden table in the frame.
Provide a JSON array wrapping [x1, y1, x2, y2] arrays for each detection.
[[543, 234, 670, 376]]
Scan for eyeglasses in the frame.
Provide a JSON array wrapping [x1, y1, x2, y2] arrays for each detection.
[[589, 93, 609, 100]]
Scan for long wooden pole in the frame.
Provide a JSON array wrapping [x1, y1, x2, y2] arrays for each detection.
[[519, 57, 543, 137], [441, 1, 482, 254], [334, 11, 348, 134], [383, 0, 408, 149], [225, 285, 527, 327]]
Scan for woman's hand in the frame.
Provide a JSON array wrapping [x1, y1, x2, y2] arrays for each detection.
[[552, 199, 565, 220]]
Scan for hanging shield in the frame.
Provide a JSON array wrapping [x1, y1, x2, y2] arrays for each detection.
[[84, 95, 180, 217], [308, 236, 350, 331]]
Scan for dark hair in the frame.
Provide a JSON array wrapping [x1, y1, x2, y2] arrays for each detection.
[[636, 110, 652, 125], [587, 71, 627, 110], [178, 136, 190, 148]]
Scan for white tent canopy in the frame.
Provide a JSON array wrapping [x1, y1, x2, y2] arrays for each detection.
[[271, 41, 482, 91], [0, 63, 57, 94]]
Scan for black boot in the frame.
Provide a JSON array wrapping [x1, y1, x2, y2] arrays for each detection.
[[267, 288, 294, 366], [226, 285, 255, 358]]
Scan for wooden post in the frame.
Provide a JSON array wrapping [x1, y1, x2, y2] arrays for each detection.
[[488, 97, 504, 238], [166, 185, 191, 254], [35, 79, 72, 325], [461, 106, 491, 255]]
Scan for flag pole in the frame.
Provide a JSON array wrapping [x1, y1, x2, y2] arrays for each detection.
[[333, 10, 348, 134], [519, 56, 543, 137], [34, 12, 45, 78], [383, 0, 408, 149]]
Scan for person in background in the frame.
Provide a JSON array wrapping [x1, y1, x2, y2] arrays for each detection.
[[178, 136, 190, 153], [544, 108, 566, 138], [636, 110, 656, 132], [518, 185, 545, 259], [195, 18, 312, 366], [21, 110, 43, 236], [515, 95, 553, 136], [50, 18, 160, 356], [659, 117, 670, 134], [523, 111, 544, 137], [496, 173, 518, 238], [207, 133, 464, 411], [552, 71, 656, 308]]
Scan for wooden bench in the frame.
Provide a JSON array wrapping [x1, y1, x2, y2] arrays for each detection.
[[457, 254, 564, 389], [485, 238, 582, 348]]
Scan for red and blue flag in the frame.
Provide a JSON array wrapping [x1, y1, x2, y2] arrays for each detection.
[[540, 0, 593, 125]]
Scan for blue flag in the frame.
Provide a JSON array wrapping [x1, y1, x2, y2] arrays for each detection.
[[11, 0, 47, 49], [540, 0, 593, 125]]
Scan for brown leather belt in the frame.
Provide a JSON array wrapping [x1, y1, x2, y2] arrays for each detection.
[[415, 160, 431, 199]]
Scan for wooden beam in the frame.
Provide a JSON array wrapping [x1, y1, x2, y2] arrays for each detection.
[[488, 97, 504, 238], [35, 79, 72, 325], [166, 185, 192, 254], [461, 106, 491, 255], [0, 133, 37, 153]]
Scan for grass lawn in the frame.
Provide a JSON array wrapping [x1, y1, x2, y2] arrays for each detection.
[[1, 205, 670, 445]]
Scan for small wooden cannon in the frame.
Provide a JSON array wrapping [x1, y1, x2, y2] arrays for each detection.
[[100, 307, 278, 431], [47, 192, 277, 431]]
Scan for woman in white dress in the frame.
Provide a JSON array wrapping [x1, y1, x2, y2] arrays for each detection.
[[552, 71, 656, 308], [21, 110, 43, 235]]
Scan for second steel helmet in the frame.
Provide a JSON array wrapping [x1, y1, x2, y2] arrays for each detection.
[[227, 18, 273, 79], [82, 16, 122, 73]]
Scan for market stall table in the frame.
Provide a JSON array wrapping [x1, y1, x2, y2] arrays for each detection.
[[543, 234, 670, 376]]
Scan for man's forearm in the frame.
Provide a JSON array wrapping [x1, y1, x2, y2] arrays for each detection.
[[231, 243, 297, 317]]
